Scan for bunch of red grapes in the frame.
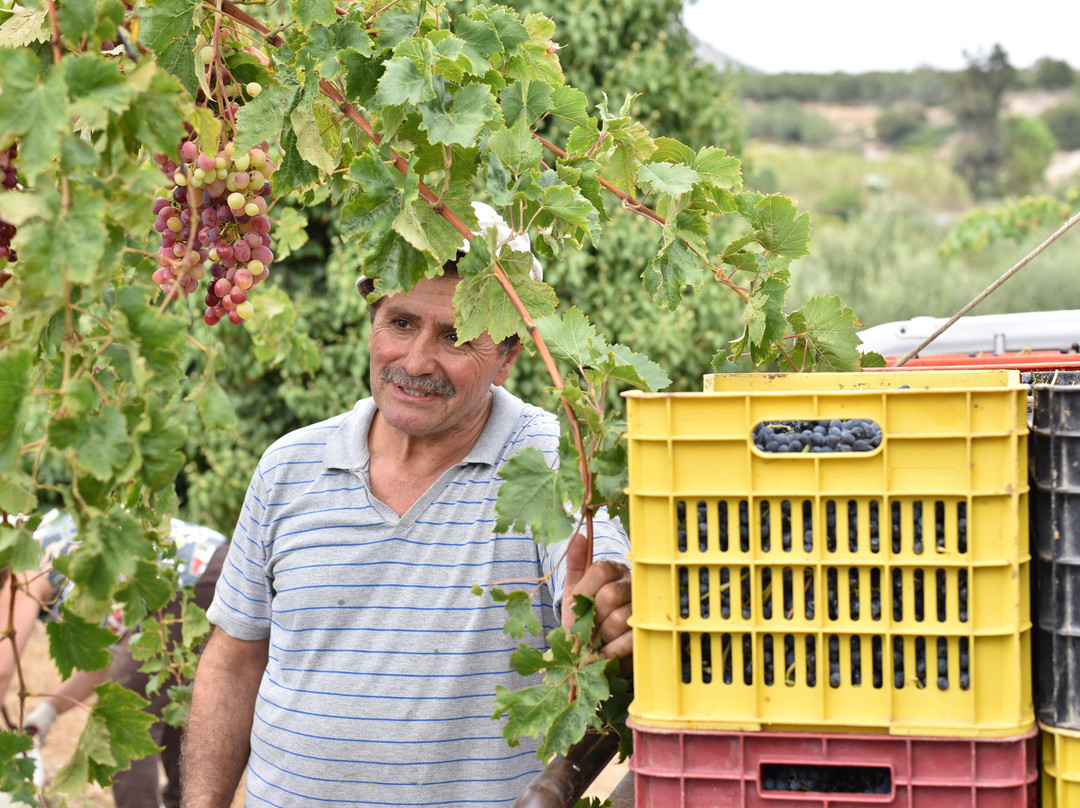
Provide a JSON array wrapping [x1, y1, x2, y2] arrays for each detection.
[[152, 138, 277, 325], [0, 143, 18, 265]]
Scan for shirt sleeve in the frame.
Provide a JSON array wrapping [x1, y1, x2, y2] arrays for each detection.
[[543, 508, 630, 622], [205, 460, 275, 640]]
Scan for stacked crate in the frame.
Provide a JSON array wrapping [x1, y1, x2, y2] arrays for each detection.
[[624, 370, 1038, 806], [1029, 372, 1080, 806]]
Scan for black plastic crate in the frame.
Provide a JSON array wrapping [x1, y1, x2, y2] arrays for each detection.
[[1030, 371, 1080, 728]]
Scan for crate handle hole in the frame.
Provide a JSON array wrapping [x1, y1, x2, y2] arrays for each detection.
[[760, 763, 892, 797]]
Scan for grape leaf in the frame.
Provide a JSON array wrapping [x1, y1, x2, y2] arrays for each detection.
[[641, 236, 707, 311], [419, 82, 497, 146], [500, 79, 553, 126], [860, 351, 888, 369], [787, 295, 862, 372], [694, 146, 742, 190], [739, 193, 812, 263], [597, 344, 671, 393], [0, 7, 48, 48], [136, 0, 200, 97], [48, 406, 130, 481], [494, 447, 576, 544], [549, 85, 589, 128], [504, 13, 562, 85], [290, 80, 337, 173], [535, 308, 601, 367], [17, 186, 107, 284], [376, 56, 437, 107], [0, 350, 32, 477], [57, 0, 98, 44], [44, 612, 118, 679], [637, 161, 699, 197], [137, 407, 188, 492], [451, 12, 500, 73], [494, 599, 611, 761], [453, 242, 557, 344], [0, 49, 66, 184], [0, 731, 38, 806], [235, 83, 291, 154], [290, 0, 335, 30], [486, 587, 542, 639], [487, 117, 544, 176], [51, 682, 159, 793]]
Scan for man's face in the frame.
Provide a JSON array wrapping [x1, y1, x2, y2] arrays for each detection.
[[368, 275, 522, 441]]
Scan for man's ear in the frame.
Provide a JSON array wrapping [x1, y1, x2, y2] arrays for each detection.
[[492, 341, 524, 386]]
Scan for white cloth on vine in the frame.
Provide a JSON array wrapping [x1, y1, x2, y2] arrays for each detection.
[[354, 201, 543, 296], [206, 386, 628, 807]]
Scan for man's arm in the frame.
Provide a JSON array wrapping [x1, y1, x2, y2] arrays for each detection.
[[181, 626, 268, 808]]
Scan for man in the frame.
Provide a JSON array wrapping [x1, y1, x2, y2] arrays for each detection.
[[181, 204, 632, 807]]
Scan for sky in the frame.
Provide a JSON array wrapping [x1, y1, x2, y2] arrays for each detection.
[[681, 1, 1080, 74]]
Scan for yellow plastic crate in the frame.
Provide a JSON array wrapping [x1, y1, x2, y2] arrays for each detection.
[[625, 370, 1032, 737], [1040, 722, 1080, 807]]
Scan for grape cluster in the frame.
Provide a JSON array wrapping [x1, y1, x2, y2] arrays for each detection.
[[753, 418, 883, 453], [152, 138, 277, 325], [761, 763, 891, 795], [0, 143, 18, 265]]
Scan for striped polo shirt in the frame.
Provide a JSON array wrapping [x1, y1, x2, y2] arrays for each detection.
[[207, 386, 630, 807]]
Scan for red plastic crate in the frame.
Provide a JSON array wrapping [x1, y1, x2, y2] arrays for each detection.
[[629, 720, 1038, 807]]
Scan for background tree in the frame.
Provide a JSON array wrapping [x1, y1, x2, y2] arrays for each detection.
[[949, 44, 1017, 199]]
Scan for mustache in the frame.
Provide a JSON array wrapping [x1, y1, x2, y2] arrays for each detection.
[[381, 366, 455, 399]]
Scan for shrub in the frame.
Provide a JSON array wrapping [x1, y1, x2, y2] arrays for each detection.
[[1041, 97, 1080, 150], [875, 105, 928, 147], [1002, 116, 1058, 195], [748, 99, 837, 145]]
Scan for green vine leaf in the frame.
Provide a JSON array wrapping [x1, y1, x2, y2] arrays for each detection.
[[787, 295, 863, 372], [0, 49, 66, 184], [419, 81, 497, 146], [494, 447, 579, 543], [637, 161, 699, 197], [494, 597, 611, 761], [136, 0, 201, 98], [290, 0, 335, 30], [51, 682, 159, 793]]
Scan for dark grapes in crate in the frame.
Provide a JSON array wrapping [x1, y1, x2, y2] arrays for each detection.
[[753, 418, 883, 453]]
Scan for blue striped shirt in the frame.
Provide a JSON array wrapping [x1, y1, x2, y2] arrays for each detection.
[[207, 387, 630, 807]]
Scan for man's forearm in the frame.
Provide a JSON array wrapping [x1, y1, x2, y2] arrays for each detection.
[[181, 627, 267, 808]]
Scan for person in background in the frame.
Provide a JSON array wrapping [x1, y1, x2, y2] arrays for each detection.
[[1, 511, 229, 808], [181, 203, 633, 807]]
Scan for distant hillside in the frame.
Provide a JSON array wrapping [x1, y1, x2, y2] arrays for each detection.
[[691, 37, 757, 74]]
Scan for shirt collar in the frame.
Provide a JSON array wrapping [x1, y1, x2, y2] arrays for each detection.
[[322, 387, 525, 472]]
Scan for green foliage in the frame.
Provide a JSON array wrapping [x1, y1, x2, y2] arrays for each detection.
[[874, 105, 928, 147], [741, 68, 952, 107], [1033, 57, 1075, 90], [0, 0, 870, 797], [748, 99, 837, 145], [1002, 116, 1058, 196], [1041, 96, 1080, 150], [493, 595, 630, 763]]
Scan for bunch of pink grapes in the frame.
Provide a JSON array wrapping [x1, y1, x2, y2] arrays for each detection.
[[152, 138, 277, 325]]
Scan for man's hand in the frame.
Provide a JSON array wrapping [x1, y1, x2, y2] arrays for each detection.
[[561, 532, 632, 671]]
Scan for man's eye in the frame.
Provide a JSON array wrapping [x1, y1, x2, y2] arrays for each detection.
[[447, 333, 459, 344]]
